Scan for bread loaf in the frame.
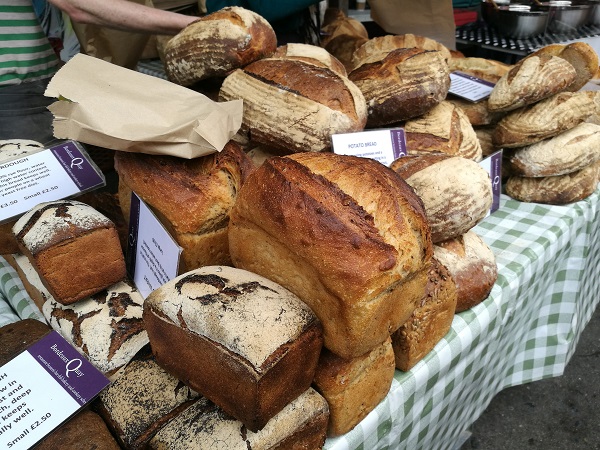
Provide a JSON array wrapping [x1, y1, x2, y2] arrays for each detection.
[[143, 265, 323, 432], [96, 351, 201, 449], [147, 388, 329, 450], [507, 122, 600, 177], [312, 337, 396, 436], [391, 258, 457, 371], [433, 231, 497, 312], [164, 7, 276, 86], [348, 47, 450, 127], [492, 91, 600, 148], [218, 57, 367, 153], [403, 101, 483, 161], [447, 97, 505, 127], [12, 200, 126, 305], [391, 154, 492, 243], [0, 139, 44, 255], [351, 34, 452, 70], [448, 56, 512, 83], [321, 11, 369, 71], [0, 318, 50, 365], [228, 152, 432, 359], [505, 160, 600, 205], [114, 141, 254, 273], [487, 55, 576, 112], [273, 43, 347, 76]]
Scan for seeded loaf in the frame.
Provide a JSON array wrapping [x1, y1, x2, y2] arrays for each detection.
[[507, 122, 600, 177], [0, 139, 44, 255], [348, 47, 450, 127], [95, 351, 201, 449], [114, 141, 254, 273], [164, 7, 276, 86], [403, 100, 483, 161], [390, 154, 492, 243], [147, 388, 329, 450], [312, 336, 396, 437], [433, 231, 497, 312], [492, 91, 600, 148], [505, 160, 600, 205], [391, 258, 457, 371], [487, 54, 577, 113], [228, 152, 432, 359], [143, 265, 323, 432], [12, 200, 126, 305], [218, 57, 367, 153]]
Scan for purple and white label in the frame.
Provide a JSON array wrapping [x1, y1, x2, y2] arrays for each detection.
[[0, 140, 105, 224], [0, 331, 109, 450], [479, 149, 503, 215], [331, 128, 407, 167], [449, 71, 496, 102]]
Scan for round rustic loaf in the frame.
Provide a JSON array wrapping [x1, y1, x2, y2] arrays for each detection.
[[448, 56, 512, 83], [164, 7, 276, 86], [218, 57, 367, 153], [348, 47, 450, 127], [507, 122, 600, 177], [391, 154, 492, 243], [114, 141, 254, 273], [273, 43, 347, 76], [433, 230, 497, 312], [228, 152, 433, 359], [447, 97, 505, 127]]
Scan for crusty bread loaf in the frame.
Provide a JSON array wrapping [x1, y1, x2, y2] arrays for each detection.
[[488, 55, 577, 112], [351, 34, 452, 70], [433, 231, 497, 312], [114, 141, 254, 273], [218, 57, 367, 153], [273, 43, 347, 76], [312, 337, 396, 436], [147, 388, 329, 450], [36, 409, 121, 450], [164, 7, 276, 86], [0, 318, 50, 365], [324, 35, 369, 73], [348, 47, 450, 127], [391, 258, 457, 371], [228, 152, 432, 359], [505, 160, 600, 205], [96, 351, 200, 449], [474, 126, 497, 157], [507, 122, 600, 177], [448, 56, 512, 83], [391, 154, 493, 243], [321, 11, 369, 72], [530, 42, 599, 92], [143, 265, 323, 432], [403, 101, 483, 161], [447, 97, 505, 127], [42, 278, 148, 377], [12, 200, 126, 305], [0, 139, 44, 255], [492, 91, 600, 148]]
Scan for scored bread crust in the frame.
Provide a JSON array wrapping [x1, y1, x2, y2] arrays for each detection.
[[164, 6, 277, 86], [448, 56, 512, 83], [219, 58, 367, 153], [228, 152, 432, 359], [273, 43, 347, 77], [488, 55, 577, 113], [349, 47, 450, 127]]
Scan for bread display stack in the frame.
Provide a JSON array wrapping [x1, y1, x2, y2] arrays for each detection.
[[486, 43, 600, 204]]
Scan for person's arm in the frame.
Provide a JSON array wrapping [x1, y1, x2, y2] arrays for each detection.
[[48, 0, 199, 34]]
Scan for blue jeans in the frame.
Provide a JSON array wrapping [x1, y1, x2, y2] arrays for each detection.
[[0, 78, 59, 146]]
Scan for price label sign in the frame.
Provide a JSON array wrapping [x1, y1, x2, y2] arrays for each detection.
[[0, 141, 105, 224], [331, 128, 407, 167], [0, 331, 110, 449], [449, 71, 496, 102]]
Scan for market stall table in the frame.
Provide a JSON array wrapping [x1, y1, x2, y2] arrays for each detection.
[[0, 187, 598, 449]]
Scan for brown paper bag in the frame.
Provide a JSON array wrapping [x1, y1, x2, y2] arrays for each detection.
[[367, 0, 457, 50], [72, 0, 153, 69], [45, 54, 243, 159]]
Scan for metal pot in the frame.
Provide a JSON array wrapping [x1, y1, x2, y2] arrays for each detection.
[[482, 1, 550, 39], [532, 1, 592, 33], [588, 0, 600, 25]]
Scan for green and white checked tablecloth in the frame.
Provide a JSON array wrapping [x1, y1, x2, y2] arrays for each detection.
[[0, 188, 598, 450]]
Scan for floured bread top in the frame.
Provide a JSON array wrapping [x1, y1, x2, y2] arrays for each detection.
[[149, 388, 328, 450], [13, 200, 114, 255], [42, 279, 148, 375], [99, 356, 200, 444], [0, 139, 44, 162], [145, 266, 318, 368]]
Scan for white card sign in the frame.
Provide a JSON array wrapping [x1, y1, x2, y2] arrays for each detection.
[[449, 71, 496, 102], [125, 192, 182, 298], [331, 128, 406, 166]]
